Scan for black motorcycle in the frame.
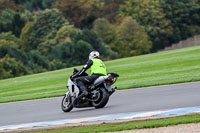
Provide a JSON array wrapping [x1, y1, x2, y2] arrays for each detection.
[[61, 68, 119, 112]]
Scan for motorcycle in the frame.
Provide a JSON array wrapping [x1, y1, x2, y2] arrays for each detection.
[[61, 68, 119, 112]]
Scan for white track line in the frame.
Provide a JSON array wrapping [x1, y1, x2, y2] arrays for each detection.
[[0, 106, 200, 131]]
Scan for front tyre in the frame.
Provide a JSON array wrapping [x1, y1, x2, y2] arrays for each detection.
[[61, 93, 73, 112], [92, 88, 109, 109]]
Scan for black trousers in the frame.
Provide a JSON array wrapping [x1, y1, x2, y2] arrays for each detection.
[[75, 74, 101, 92]]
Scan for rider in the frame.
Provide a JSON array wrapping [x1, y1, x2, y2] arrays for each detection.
[[72, 51, 107, 98]]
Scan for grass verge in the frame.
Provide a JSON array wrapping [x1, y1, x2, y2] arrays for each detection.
[[27, 113, 200, 133], [0, 46, 200, 103]]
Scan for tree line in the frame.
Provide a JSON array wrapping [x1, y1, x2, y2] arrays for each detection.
[[0, 0, 200, 79]]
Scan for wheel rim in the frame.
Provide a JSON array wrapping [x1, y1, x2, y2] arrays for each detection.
[[63, 94, 71, 108], [93, 90, 102, 104]]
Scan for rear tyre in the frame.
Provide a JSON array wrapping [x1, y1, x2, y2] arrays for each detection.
[[92, 88, 109, 109], [61, 93, 73, 112]]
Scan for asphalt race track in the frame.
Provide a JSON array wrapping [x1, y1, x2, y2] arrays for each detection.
[[0, 81, 200, 127]]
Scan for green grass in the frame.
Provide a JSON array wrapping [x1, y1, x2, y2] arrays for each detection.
[[1, 46, 200, 103], [27, 113, 200, 133]]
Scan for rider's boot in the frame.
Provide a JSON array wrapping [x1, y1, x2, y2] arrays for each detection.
[[73, 89, 88, 107], [78, 86, 88, 99]]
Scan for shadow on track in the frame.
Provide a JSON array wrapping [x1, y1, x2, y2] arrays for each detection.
[[63, 105, 115, 113]]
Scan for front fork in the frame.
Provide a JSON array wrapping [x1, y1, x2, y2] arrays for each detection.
[[65, 91, 76, 105]]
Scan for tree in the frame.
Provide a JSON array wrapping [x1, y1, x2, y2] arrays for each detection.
[[73, 40, 93, 65], [93, 18, 116, 45], [120, 0, 173, 51], [20, 22, 33, 51], [98, 0, 126, 23], [49, 42, 75, 66], [113, 17, 152, 57], [37, 25, 80, 53], [28, 50, 50, 70], [73, 29, 106, 55], [54, 0, 100, 28], [55, 25, 80, 42], [0, 0, 21, 14], [160, 0, 200, 42], [37, 30, 57, 53], [196, 0, 200, 5], [0, 55, 30, 78], [0, 45, 28, 64], [0, 63, 10, 79], [0, 45, 51, 78], [22, 9, 69, 51], [0, 32, 20, 48], [0, 9, 25, 37], [20, 9, 34, 23], [103, 45, 119, 60], [49, 59, 67, 70], [73, 29, 120, 59], [15, 0, 55, 11]]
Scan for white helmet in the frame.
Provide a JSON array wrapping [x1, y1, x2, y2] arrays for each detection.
[[89, 51, 100, 60]]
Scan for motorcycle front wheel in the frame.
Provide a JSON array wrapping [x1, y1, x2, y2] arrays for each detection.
[[92, 88, 109, 109], [61, 93, 73, 112]]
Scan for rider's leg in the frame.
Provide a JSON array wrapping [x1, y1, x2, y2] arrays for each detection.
[[75, 75, 99, 97], [76, 79, 88, 96]]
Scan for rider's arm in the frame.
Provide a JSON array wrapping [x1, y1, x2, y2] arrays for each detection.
[[72, 60, 93, 79], [78, 60, 93, 75]]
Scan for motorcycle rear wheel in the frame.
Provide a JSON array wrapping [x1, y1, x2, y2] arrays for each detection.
[[92, 88, 109, 109], [61, 93, 73, 112]]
